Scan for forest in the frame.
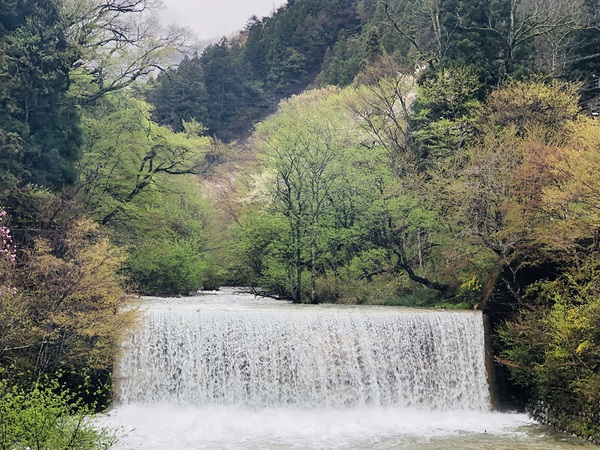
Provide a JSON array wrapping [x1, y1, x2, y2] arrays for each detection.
[[0, 0, 599, 446]]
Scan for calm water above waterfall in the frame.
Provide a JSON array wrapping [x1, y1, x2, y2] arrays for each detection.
[[99, 289, 594, 449]]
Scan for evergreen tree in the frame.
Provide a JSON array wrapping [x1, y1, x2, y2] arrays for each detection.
[[0, 0, 81, 190], [147, 54, 209, 132]]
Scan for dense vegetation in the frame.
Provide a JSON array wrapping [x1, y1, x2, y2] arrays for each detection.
[[0, 0, 221, 445], [146, 0, 600, 140], [1, 0, 600, 445]]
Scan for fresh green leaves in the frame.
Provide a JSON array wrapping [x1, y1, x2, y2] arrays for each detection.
[[0, 379, 119, 450]]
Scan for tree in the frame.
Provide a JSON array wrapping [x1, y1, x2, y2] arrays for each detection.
[[378, 0, 457, 69], [0, 208, 135, 390], [0, 0, 187, 192], [225, 210, 291, 297], [450, 79, 582, 299], [123, 174, 221, 295], [347, 74, 415, 170], [233, 83, 452, 303], [0, 0, 82, 190], [411, 64, 482, 160], [498, 256, 600, 441], [456, 0, 598, 79], [0, 379, 119, 450], [195, 38, 270, 140], [145, 54, 209, 132], [529, 117, 600, 251], [19, 220, 135, 378], [347, 76, 451, 294], [316, 35, 365, 87], [479, 78, 580, 138], [488, 82, 600, 442], [62, 0, 186, 103], [76, 92, 223, 294], [451, 126, 530, 298], [254, 87, 358, 302], [77, 93, 221, 227]]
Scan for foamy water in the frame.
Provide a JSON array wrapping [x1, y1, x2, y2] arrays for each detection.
[[97, 405, 592, 449], [99, 290, 593, 449]]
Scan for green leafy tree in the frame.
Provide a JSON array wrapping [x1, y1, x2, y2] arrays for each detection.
[[455, 0, 597, 79], [316, 35, 365, 87], [77, 92, 222, 294], [253, 87, 359, 302], [62, 0, 186, 103], [446, 79, 581, 297], [347, 77, 452, 293], [499, 259, 600, 440], [77, 93, 219, 226], [229, 83, 454, 303], [123, 175, 220, 295], [412, 64, 482, 160], [225, 210, 291, 297]]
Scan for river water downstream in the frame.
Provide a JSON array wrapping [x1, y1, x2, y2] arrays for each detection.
[[98, 290, 594, 449]]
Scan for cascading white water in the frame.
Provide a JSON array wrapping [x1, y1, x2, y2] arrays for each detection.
[[103, 293, 593, 449], [116, 296, 490, 411]]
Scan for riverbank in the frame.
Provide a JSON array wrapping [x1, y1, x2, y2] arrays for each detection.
[[528, 401, 600, 446]]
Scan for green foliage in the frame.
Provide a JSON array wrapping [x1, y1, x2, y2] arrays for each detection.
[[146, 54, 209, 133], [75, 92, 222, 295], [225, 211, 291, 296], [146, 0, 362, 141], [0, 379, 119, 450], [416, 64, 482, 119], [499, 257, 600, 436], [20, 220, 134, 377], [78, 93, 217, 226], [478, 78, 581, 140], [142, 0, 600, 143], [412, 64, 482, 159], [252, 86, 361, 302], [317, 35, 365, 87], [483, 80, 600, 437], [439, 78, 587, 304], [0, 0, 81, 190], [0, 204, 136, 392], [198, 39, 270, 140], [126, 237, 209, 295], [227, 82, 456, 302]]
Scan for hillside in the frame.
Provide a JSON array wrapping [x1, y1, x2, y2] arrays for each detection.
[[145, 0, 600, 141]]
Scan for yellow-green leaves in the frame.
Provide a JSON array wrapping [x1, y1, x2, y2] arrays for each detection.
[[20, 219, 135, 374]]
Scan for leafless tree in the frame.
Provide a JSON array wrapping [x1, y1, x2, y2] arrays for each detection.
[[379, 0, 458, 70], [457, 0, 599, 78], [61, 0, 189, 102]]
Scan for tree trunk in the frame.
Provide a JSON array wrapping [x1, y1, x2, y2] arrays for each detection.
[[293, 224, 302, 303], [310, 227, 317, 304]]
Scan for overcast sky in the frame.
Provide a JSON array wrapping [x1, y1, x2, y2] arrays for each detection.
[[159, 0, 287, 40]]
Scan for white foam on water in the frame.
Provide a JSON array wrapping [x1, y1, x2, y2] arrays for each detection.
[[101, 291, 593, 449], [97, 405, 590, 450]]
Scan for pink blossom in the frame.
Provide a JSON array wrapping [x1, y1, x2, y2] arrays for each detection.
[[0, 208, 16, 265]]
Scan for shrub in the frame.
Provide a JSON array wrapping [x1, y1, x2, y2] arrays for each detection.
[[0, 379, 119, 450], [126, 237, 210, 295]]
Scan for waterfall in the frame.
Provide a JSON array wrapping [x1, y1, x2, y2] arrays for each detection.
[[116, 296, 490, 411]]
